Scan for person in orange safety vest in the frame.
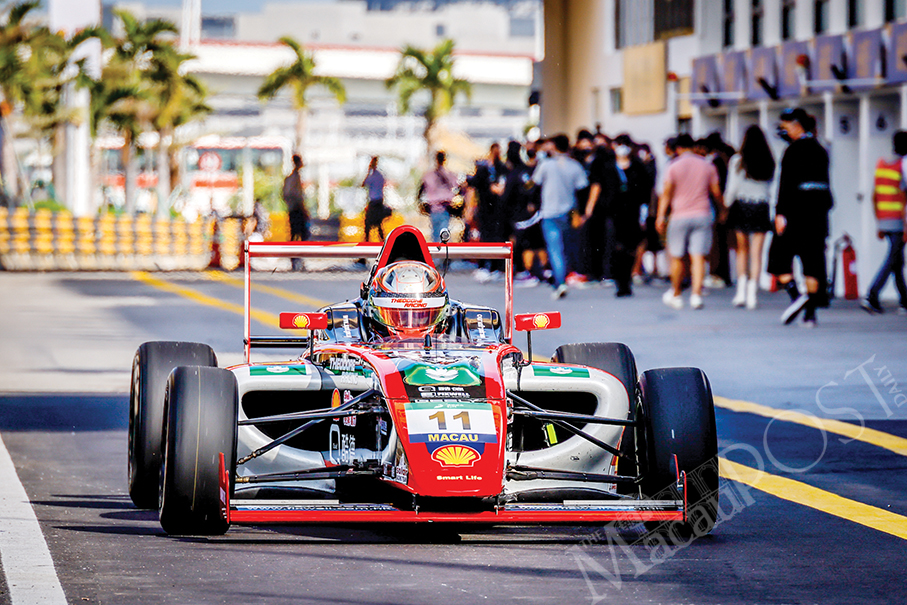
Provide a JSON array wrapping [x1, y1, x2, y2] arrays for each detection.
[[862, 131, 907, 314]]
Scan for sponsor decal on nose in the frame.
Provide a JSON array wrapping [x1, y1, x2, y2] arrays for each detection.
[[431, 445, 480, 467]]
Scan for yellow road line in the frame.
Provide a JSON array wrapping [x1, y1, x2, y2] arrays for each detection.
[[204, 270, 329, 309], [130, 271, 281, 328], [715, 396, 907, 457], [719, 457, 907, 541]]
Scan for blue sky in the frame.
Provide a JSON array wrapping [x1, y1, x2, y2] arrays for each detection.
[[139, 0, 334, 15]]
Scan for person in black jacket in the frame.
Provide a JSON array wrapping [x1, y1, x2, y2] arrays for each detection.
[[501, 141, 546, 285], [467, 143, 508, 278], [768, 108, 834, 327], [582, 135, 647, 297]]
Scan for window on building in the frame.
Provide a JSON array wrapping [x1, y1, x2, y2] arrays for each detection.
[[751, 0, 763, 47], [201, 16, 235, 39], [848, 0, 863, 27], [781, 0, 796, 40], [814, 0, 829, 33], [610, 87, 623, 114], [509, 16, 535, 37], [885, 0, 907, 22], [435, 23, 446, 37], [654, 0, 694, 40], [615, 0, 654, 49], [723, 0, 735, 47]]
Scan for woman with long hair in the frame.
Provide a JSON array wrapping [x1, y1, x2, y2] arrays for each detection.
[[725, 125, 776, 308]]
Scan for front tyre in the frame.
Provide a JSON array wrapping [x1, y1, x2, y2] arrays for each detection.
[[129, 341, 217, 509], [159, 366, 238, 536], [638, 367, 718, 539]]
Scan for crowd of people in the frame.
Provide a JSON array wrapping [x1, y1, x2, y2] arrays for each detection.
[[280, 105, 906, 324], [419, 128, 770, 307]]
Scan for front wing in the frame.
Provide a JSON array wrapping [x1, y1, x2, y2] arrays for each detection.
[[219, 455, 689, 525]]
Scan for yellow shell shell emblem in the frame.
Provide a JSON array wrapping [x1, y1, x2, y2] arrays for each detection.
[[431, 445, 480, 467], [293, 314, 310, 329], [532, 314, 550, 329]]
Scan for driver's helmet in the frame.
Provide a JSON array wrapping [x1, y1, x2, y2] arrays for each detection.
[[367, 261, 448, 337]]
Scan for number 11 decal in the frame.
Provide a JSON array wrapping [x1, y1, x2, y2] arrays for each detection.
[[428, 410, 472, 431]]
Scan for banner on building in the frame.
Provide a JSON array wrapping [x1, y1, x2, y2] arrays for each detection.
[[623, 41, 667, 115]]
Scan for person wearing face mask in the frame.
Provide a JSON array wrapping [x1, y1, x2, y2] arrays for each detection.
[[767, 107, 833, 327], [582, 134, 646, 296], [531, 133, 589, 299], [631, 143, 662, 283], [467, 143, 508, 281], [568, 129, 598, 285]]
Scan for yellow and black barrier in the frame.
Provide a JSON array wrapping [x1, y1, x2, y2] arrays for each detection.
[[0, 208, 401, 271], [0, 208, 216, 271]]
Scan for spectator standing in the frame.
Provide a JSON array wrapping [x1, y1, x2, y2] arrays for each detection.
[[705, 132, 735, 288], [768, 108, 834, 327], [656, 134, 725, 309], [282, 154, 309, 270], [631, 143, 662, 282], [283, 154, 309, 241], [531, 133, 589, 299], [361, 156, 390, 242], [468, 143, 508, 280], [862, 130, 907, 314], [725, 125, 776, 309], [419, 151, 459, 242], [567, 130, 598, 285], [501, 141, 545, 287], [584, 134, 646, 297]]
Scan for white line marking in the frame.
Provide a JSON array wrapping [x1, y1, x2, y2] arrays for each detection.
[[0, 431, 67, 604]]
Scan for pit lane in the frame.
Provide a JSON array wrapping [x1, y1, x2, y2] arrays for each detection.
[[0, 270, 904, 604]]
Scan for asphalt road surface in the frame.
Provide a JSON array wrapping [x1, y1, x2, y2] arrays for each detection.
[[0, 268, 905, 605]]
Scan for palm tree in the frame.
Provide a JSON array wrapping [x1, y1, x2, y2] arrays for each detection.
[[99, 9, 179, 213], [0, 1, 42, 200], [20, 27, 82, 203], [147, 45, 211, 218], [385, 39, 471, 158], [257, 36, 346, 155]]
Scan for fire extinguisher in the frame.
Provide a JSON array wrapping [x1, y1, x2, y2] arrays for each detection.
[[831, 233, 859, 300], [841, 239, 859, 300]]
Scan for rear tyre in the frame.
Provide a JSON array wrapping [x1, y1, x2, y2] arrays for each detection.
[[159, 366, 238, 536], [129, 342, 216, 509], [552, 343, 639, 492], [638, 367, 718, 540]]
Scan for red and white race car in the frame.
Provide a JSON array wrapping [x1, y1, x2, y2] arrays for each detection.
[[128, 225, 718, 538]]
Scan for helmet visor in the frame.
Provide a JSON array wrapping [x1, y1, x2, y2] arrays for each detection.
[[371, 294, 446, 332]]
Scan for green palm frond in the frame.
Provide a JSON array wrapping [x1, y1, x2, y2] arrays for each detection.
[[385, 38, 471, 151], [257, 36, 346, 110]]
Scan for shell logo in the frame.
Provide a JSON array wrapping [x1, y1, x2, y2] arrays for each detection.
[[532, 314, 550, 329], [293, 314, 310, 329], [431, 445, 480, 467], [331, 388, 341, 409]]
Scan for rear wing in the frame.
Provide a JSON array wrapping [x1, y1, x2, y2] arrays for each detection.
[[243, 239, 514, 362]]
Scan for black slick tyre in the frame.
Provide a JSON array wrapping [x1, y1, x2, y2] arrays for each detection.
[[129, 341, 217, 509], [552, 343, 639, 493], [638, 367, 718, 539], [159, 366, 238, 536]]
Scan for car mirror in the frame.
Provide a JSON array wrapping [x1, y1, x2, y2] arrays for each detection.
[[279, 313, 328, 330], [513, 312, 561, 365], [514, 312, 561, 332]]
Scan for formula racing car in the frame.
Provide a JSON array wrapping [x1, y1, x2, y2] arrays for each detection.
[[128, 225, 719, 538]]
